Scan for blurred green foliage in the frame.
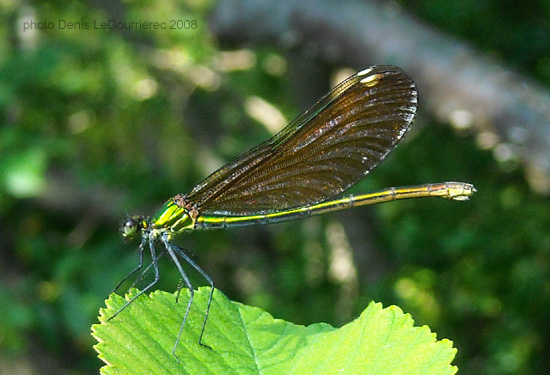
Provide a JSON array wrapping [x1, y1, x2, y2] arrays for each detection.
[[0, 1, 549, 375]]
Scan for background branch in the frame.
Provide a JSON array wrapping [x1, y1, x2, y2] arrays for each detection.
[[210, 0, 550, 194]]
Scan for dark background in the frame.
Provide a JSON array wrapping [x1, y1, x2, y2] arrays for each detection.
[[1, 0, 550, 374]]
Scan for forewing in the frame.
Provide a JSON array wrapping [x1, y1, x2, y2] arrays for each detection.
[[188, 65, 417, 216]]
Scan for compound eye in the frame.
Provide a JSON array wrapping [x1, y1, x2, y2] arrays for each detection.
[[121, 217, 141, 239]]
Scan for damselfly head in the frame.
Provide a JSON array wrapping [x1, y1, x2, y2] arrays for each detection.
[[121, 215, 147, 241]]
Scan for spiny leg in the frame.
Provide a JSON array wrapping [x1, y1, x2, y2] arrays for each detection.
[[174, 250, 199, 303], [175, 278, 185, 303], [112, 239, 146, 294], [162, 239, 196, 363], [128, 249, 167, 291], [167, 240, 214, 350], [109, 237, 160, 321]]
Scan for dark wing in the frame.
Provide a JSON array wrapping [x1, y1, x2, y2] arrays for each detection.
[[187, 65, 417, 216]]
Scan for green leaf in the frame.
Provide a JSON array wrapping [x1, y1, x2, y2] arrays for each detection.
[[92, 288, 457, 375]]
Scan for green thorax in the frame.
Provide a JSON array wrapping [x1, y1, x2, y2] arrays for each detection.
[[151, 198, 195, 234]]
